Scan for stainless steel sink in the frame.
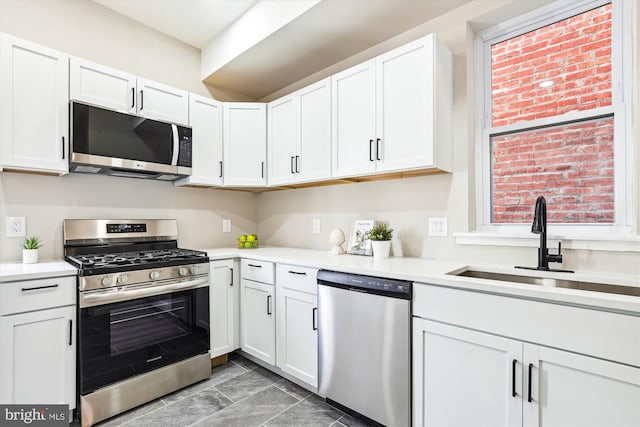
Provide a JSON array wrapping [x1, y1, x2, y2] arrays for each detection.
[[451, 269, 640, 297]]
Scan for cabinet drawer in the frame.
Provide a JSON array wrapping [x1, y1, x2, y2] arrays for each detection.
[[276, 264, 318, 294], [0, 276, 76, 315], [241, 259, 274, 284]]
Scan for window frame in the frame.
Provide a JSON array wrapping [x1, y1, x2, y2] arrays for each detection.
[[474, 0, 633, 236]]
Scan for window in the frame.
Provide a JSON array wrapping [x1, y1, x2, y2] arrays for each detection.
[[476, 0, 632, 235]]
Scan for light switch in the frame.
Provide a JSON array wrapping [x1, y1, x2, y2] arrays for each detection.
[[312, 219, 321, 234], [428, 217, 447, 237], [222, 219, 232, 233]]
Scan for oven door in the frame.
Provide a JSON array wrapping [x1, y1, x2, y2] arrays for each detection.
[[78, 278, 209, 395]]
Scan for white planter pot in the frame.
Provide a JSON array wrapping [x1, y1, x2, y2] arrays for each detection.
[[22, 249, 39, 264], [371, 240, 391, 259]]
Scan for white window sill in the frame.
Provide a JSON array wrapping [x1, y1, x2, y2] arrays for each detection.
[[454, 232, 640, 253]]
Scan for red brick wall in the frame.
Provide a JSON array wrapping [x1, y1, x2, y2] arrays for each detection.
[[492, 118, 614, 223], [490, 3, 614, 224]]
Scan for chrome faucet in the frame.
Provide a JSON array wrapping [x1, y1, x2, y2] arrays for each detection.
[[516, 196, 574, 273]]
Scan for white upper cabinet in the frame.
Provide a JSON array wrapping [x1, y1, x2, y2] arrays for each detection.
[[175, 94, 223, 187], [331, 60, 377, 178], [69, 57, 136, 114], [137, 78, 189, 125], [332, 33, 452, 179], [0, 33, 69, 174], [223, 103, 267, 187], [269, 78, 331, 186], [69, 57, 189, 125], [268, 95, 298, 185]]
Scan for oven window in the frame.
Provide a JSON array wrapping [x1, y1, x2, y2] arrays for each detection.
[[79, 287, 209, 394], [110, 297, 190, 355]]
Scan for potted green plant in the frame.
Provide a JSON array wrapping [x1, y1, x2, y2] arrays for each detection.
[[22, 236, 42, 264], [368, 223, 393, 259]]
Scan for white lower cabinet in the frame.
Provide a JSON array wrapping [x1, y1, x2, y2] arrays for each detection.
[[413, 319, 522, 427], [413, 285, 640, 427], [276, 264, 318, 387], [0, 276, 76, 409], [240, 259, 275, 364], [210, 259, 240, 358]]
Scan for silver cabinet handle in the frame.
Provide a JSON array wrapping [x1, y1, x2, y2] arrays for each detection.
[[376, 138, 381, 161], [61, 137, 65, 160], [131, 87, 135, 108], [248, 264, 262, 268], [295, 155, 300, 173], [139, 89, 144, 110], [267, 294, 272, 315], [312, 307, 317, 330], [229, 268, 234, 286]]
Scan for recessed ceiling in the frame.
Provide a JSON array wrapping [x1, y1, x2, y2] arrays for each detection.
[[94, 0, 472, 100], [93, 0, 259, 48]]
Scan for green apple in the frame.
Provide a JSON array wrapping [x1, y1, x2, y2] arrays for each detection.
[[238, 235, 247, 242], [247, 234, 256, 242], [244, 242, 252, 249]]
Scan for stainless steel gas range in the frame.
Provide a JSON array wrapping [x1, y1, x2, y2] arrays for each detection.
[[63, 219, 211, 427]]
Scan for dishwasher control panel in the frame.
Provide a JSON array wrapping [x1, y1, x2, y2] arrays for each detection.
[[317, 270, 411, 298]]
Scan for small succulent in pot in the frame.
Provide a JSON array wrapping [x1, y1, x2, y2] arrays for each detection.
[[23, 236, 43, 250], [368, 223, 393, 241]]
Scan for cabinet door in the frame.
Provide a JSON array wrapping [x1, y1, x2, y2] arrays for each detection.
[[240, 279, 275, 365], [298, 78, 331, 183], [268, 94, 298, 186], [137, 78, 189, 126], [223, 103, 267, 187], [524, 343, 640, 427], [331, 59, 376, 178], [0, 306, 75, 408], [210, 259, 236, 358], [0, 34, 68, 174], [376, 35, 437, 172], [69, 57, 136, 114], [413, 318, 522, 427], [175, 95, 223, 187], [276, 287, 317, 387]]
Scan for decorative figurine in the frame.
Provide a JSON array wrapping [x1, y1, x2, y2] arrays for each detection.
[[328, 228, 346, 255]]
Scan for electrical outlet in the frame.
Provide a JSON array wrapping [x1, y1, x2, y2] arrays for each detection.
[[312, 219, 321, 234], [222, 219, 231, 233], [6, 216, 26, 237], [428, 217, 447, 236]]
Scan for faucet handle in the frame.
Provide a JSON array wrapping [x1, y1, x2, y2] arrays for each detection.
[[548, 241, 563, 263]]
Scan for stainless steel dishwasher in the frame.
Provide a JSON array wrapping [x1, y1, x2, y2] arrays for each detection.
[[317, 270, 412, 427]]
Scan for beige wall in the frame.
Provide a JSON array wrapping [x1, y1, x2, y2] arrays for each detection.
[[0, 173, 257, 261]]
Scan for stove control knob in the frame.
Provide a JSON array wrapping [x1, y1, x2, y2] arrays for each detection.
[[101, 276, 113, 287], [117, 274, 128, 284], [149, 271, 160, 280], [179, 267, 189, 277], [190, 265, 199, 274]]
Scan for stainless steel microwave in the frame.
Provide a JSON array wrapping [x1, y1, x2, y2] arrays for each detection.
[[70, 102, 192, 180]]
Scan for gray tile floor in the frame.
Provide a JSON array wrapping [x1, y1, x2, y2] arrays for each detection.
[[92, 353, 373, 427]]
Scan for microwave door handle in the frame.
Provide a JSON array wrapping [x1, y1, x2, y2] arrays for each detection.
[[171, 124, 179, 166]]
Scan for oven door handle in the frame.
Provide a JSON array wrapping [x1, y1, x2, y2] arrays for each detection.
[[79, 277, 209, 308]]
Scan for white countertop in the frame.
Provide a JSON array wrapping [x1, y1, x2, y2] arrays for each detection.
[[205, 247, 640, 315], [0, 260, 77, 282], [1, 248, 637, 314]]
